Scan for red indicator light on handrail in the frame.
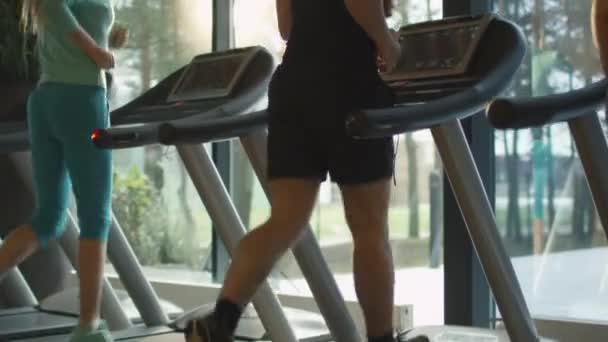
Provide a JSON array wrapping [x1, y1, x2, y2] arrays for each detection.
[[91, 129, 101, 141]]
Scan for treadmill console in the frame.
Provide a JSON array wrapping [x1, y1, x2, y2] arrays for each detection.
[[383, 14, 493, 82], [166, 46, 261, 103]]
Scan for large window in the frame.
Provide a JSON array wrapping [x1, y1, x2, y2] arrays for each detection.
[[234, 0, 444, 326], [494, 0, 608, 323], [107, 0, 214, 280]]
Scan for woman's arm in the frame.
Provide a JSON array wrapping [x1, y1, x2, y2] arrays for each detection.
[[40, 0, 114, 69], [70, 31, 114, 69], [592, 0, 608, 74], [276, 0, 292, 41], [344, 0, 401, 71]]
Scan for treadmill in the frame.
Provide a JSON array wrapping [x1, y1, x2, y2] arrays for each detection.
[[156, 14, 551, 342], [486, 79, 608, 240], [345, 14, 554, 342], [93, 46, 358, 342]]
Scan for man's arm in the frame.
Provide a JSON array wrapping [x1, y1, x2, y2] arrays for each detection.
[[592, 0, 608, 74], [344, 0, 401, 71], [276, 0, 292, 41], [344, 0, 390, 48], [383, 0, 393, 17]]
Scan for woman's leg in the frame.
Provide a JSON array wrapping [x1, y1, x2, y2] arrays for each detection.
[[0, 225, 39, 281], [0, 86, 70, 283], [75, 240, 107, 326], [57, 85, 112, 331]]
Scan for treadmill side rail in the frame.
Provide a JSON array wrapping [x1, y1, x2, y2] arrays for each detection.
[[432, 120, 539, 342], [568, 114, 608, 250]]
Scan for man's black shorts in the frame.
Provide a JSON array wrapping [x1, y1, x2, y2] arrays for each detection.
[[267, 112, 395, 185], [266, 64, 395, 185]]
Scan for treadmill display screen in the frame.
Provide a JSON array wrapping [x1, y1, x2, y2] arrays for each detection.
[[402, 26, 478, 72], [383, 15, 492, 81], [167, 48, 258, 102]]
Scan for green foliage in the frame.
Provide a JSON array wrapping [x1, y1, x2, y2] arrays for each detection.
[[112, 166, 209, 267], [112, 167, 169, 266], [0, 0, 38, 82]]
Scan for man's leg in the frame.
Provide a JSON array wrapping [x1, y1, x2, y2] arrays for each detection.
[[185, 178, 320, 342], [341, 179, 394, 340]]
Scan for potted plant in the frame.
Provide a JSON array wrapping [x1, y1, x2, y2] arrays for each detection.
[[0, 0, 38, 123]]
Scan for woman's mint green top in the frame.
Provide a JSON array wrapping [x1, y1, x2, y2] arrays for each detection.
[[38, 0, 114, 87]]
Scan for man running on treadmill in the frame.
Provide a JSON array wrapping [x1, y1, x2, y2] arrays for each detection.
[[183, 0, 427, 342]]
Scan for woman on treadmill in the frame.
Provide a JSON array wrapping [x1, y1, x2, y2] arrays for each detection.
[[185, 1, 425, 342], [0, 1, 121, 341]]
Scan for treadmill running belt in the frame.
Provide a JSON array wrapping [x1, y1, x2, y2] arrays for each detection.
[[0, 311, 77, 339], [14, 326, 177, 342], [122, 333, 184, 341]]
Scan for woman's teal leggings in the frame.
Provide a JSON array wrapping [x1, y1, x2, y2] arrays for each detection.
[[27, 82, 112, 246]]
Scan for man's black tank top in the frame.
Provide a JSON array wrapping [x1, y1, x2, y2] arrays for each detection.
[[283, 0, 375, 72], [268, 0, 393, 116]]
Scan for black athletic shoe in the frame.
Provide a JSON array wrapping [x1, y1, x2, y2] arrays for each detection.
[[184, 314, 234, 342], [397, 332, 431, 342]]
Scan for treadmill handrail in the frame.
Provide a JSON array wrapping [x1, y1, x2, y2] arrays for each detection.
[[0, 130, 29, 153], [347, 17, 527, 138], [158, 110, 267, 145], [486, 78, 608, 129]]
